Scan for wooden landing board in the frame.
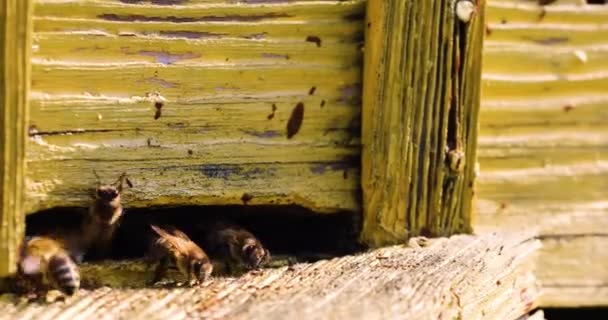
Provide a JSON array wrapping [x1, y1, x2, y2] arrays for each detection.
[[476, 0, 608, 307], [0, 233, 540, 320], [26, 0, 365, 214]]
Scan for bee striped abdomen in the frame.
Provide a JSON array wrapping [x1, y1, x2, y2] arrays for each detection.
[[48, 253, 80, 296]]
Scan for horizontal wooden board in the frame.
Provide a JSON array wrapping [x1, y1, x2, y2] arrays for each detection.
[[476, 0, 608, 307], [0, 233, 541, 320], [26, 0, 365, 213]]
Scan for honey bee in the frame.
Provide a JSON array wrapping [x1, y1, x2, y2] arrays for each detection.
[[148, 225, 213, 285], [82, 173, 127, 259], [17, 236, 80, 297], [204, 222, 270, 274]]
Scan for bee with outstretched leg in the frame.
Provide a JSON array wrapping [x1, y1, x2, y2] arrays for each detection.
[[82, 172, 129, 260], [147, 225, 213, 286]]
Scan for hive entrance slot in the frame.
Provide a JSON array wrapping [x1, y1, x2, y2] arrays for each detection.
[[25, 205, 363, 263]]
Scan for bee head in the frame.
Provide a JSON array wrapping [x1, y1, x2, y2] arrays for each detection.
[[190, 258, 212, 282], [96, 185, 120, 202], [242, 240, 270, 269]]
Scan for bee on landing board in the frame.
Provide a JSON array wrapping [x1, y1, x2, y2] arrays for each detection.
[[147, 225, 213, 285], [82, 173, 128, 260], [204, 222, 270, 274], [17, 236, 80, 298]]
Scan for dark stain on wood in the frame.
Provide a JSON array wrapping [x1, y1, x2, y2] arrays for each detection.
[[187, 149, 194, 155], [485, 24, 492, 36], [98, 13, 292, 23], [200, 165, 242, 179], [538, 8, 547, 21], [159, 31, 225, 39], [343, 12, 365, 21], [242, 32, 267, 40], [119, 0, 188, 4], [305, 36, 322, 47], [125, 178, 134, 188], [309, 155, 360, 174], [343, 170, 348, 180], [538, 0, 557, 5], [527, 37, 569, 45], [261, 53, 290, 59], [320, 100, 326, 108], [138, 50, 200, 64], [308, 86, 316, 95], [267, 104, 277, 120], [563, 104, 575, 112], [154, 101, 163, 120], [242, 130, 281, 138], [241, 193, 253, 205], [286, 102, 304, 139]]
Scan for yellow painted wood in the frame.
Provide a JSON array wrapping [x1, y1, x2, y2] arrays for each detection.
[[0, 0, 32, 276], [27, 0, 365, 213], [360, 0, 486, 246], [476, 0, 608, 307]]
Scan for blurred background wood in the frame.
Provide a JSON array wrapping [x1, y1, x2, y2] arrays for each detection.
[[0, 0, 31, 277], [360, 0, 485, 246], [475, 0, 608, 307]]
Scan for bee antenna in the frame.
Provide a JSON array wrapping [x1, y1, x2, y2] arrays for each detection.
[[92, 170, 102, 185], [113, 172, 128, 193]]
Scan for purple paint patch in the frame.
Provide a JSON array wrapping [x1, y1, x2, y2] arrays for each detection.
[[261, 53, 290, 59], [337, 83, 362, 105], [138, 50, 200, 64]]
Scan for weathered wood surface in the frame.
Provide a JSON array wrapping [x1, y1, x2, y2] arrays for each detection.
[[26, 0, 365, 214], [0, 0, 32, 276], [476, 0, 608, 307], [360, 0, 485, 246], [0, 233, 541, 320]]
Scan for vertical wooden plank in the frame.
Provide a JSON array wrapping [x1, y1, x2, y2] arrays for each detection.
[[360, 0, 485, 246], [0, 0, 31, 276]]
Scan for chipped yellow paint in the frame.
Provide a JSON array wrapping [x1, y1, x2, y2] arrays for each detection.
[[476, 0, 608, 307], [26, 0, 365, 213]]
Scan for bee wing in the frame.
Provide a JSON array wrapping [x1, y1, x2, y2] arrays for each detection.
[[19, 255, 42, 275], [151, 225, 191, 254], [171, 229, 192, 241]]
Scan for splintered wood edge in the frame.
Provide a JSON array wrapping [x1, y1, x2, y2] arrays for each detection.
[[0, 233, 542, 320]]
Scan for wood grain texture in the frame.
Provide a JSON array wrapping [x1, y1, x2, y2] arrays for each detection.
[[26, 0, 365, 213], [360, 0, 485, 246], [476, 0, 608, 307], [0, 233, 541, 320], [0, 0, 32, 276]]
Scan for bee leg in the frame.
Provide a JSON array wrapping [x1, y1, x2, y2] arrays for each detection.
[[151, 257, 169, 285]]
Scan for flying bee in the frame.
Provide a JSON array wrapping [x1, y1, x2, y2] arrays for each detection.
[[205, 222, 270, 274], [148, 225, 213, 285], [82, 172, 129, 259], [17, 236, 80, 298]]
